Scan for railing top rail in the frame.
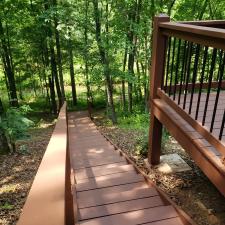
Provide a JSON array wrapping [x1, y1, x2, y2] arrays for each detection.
[[159, 22, 225, 39], [159, 21, 225, 50], [17, 102, 68, 225], [178, 20, 225, 27]]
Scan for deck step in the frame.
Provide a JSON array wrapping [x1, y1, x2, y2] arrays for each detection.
[[68, 111, 194, 225]]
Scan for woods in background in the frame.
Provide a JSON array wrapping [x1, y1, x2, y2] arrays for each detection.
[[0, 0, 224, 124]]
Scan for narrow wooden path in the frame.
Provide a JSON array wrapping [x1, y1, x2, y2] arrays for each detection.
[[68, 111, 194, 225]]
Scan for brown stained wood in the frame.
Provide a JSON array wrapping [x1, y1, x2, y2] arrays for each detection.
[[164, 81, 225, 93], [70, 141, 115, 149], [17, 103, 70, 225], [144, 217, 185, 225], [79, 206, 178, 225], [77, 182, 157, 209], [72, 145, 117, 158], [157, 89, 225, 155], [79, 196, 164, 220], [148, 15, 170, 165], [180, 20, 225, 28], [159, 22, 225, 50], [68, 111, 195, 225], [72, 155, 126, 170], [75, 162, 134, 180], [152, 99, 225, 197], [76, 171, 144, 192]]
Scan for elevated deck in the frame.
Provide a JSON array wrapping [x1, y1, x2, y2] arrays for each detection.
[[68, 111, 194, 225], [149, 15, 225, 197]]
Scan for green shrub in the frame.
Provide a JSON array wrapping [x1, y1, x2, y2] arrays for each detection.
[[0, 105, 34, 152]]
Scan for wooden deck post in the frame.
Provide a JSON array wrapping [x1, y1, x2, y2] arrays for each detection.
[[148, 14, 170, 165]]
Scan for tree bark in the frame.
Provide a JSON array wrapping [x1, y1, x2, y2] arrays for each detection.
[[84, 0, 93, 106], [48, 76, 57, 114], [53, 0, 65, 101], [122, 47, 127, 111], [50, 41, 62, 108], [92, 0, 117, 124], [0, 19, 18, 107], [68, 38, 77, 105]]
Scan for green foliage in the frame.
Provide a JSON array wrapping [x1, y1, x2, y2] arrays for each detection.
[[0, 106, 34, 151], [0, 202, 14, 210]]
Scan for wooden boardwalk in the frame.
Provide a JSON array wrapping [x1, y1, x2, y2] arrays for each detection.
[[68, 111, 194, 225]]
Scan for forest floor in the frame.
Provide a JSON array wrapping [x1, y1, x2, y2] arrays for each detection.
[[0, 113, 55, 225], [93, 110, 225, 225]]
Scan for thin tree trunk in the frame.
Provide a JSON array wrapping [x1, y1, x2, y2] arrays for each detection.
[[122, 47, 127, 111], [92, 0, 117, 124], [48, 76, 57, 114], [54, 16, 65, 100], [84, 0, 93, 106], [50, 41, 62, 108], [136, 60, 143, 101], [68, 38, 77, 105], [0, 20, 18, 107]]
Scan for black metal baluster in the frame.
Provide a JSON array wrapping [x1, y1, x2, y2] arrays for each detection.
[[219, 109, 225, 140], [178, 41, 187, 105], [195, 46, 208, 120], [216, 50, 223, 81], [164, 37, 171, 93], [161, 38, 170, 90], [183, 42, 193, 110], [202, 48, 217, 126], [173, 39, 181, 101], [169, 38, 176, 96], [210, 52, 225, 132], [189, 44, 200, 114]]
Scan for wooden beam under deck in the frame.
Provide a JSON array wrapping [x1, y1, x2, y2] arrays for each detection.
[[152, 98, 225, 197]]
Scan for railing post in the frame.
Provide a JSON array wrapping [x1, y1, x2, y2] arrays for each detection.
[[148, 14, 170, 165]]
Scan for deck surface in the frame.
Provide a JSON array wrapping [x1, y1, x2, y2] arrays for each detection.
[[174, 91, 225, 142], [68, 111, 188, 225]]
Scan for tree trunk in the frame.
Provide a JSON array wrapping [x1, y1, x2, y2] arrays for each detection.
[[92, 0, 117, 124], [48, 76, 57, 114], [136, 60, 143, 101], [54, 10, 65, 101], [0, 19, 18, 107], [50, 41, 62, 108], [122, 47, 127, 111], [84, 0, 93, 106], [68, 38, 77, 105]]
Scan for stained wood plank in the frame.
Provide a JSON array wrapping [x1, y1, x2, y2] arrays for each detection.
[[75, 162, 134, 180], [76, 171, 144, 191], [79, 196, 164, 220], [77, 182, 157, 208], [72, 157, 126, 169], [79, 206, 178, 225], [143, 217, 186, 225]]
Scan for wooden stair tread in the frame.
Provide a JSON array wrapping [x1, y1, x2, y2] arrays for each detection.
[[76, 171, 144, 191]]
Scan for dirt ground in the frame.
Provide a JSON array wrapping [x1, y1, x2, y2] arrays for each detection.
[[93, 112, 225, 225], [1, 110, 225, 225], [0, 121, 55, 225]]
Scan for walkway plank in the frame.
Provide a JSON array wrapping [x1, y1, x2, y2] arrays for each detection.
[[79, 196, 164, 220], [76, 171, 144, 191], [75, 162, 134, 180], [79, 206, 178, 225], [77, 182, 158, 208], [68, 111, 194, 225]]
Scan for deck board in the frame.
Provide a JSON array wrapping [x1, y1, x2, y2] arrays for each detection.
[[68, 111, 191, 225], [173, 91, 225, 142]]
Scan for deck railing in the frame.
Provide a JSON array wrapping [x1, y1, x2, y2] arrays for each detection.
[[17, 103, 74, 225], [149, 15, 225, 164]]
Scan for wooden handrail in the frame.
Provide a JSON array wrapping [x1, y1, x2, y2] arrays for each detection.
[[17, 102, 74, 225], [179, 20, 225, 28], [159, 22, 225, 50]]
